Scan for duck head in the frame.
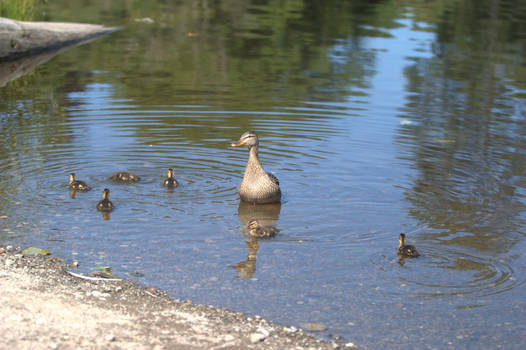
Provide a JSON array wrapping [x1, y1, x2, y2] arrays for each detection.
[[232, 131, 259, 149]]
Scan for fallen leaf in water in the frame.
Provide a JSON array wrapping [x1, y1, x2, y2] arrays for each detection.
[[22, 247, 51, 256]]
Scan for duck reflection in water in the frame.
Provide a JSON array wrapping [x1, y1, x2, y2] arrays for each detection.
[[230, 201, 281, 278]]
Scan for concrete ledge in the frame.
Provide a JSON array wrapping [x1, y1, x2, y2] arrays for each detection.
[[0, 17, 118, 61]]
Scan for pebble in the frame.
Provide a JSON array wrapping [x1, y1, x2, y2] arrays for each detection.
[[250, 333, 267, 343], [257, 327, 270, 337], [90, 291, 110, 298], [284, 326, 297, 333], [300, 322, 327, 332], [105, 334, 116, 342]]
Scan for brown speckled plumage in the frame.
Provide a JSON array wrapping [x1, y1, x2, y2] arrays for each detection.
[[110, 171, 140, 182], [96, 188, 114, 212], [246, 220, 279, 238], [398, 233, 419, 258], [162, 168, 178, 187], [232, 131, 281, 204], [69, 173, 91, 192]]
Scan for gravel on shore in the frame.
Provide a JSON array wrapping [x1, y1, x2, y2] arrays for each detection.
[[0, 246, 359, 350]]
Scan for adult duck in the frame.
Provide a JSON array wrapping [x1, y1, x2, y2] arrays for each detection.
[[231, 131, 281, 204]]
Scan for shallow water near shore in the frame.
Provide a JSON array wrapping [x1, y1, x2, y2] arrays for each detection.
[[2, 1, 526, 349]]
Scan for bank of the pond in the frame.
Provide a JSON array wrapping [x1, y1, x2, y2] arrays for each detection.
[[0, 246, 358, 350]]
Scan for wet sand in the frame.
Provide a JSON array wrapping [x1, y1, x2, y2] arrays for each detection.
[[0, 246, 359, 350]]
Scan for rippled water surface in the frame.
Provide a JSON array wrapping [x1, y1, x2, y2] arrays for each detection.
[[2, 1, 526, 349]]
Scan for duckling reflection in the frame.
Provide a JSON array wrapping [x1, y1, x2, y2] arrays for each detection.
[[230, 201, 281, 278], [69, 188, 77, 199], [397, 233, 419, 265], [110, 171, 140, 183], [230, 236, 259, 278], [100, 211, 111, 220]]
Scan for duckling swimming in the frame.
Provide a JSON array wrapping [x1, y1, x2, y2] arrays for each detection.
[[110, 171, 140, 183], [162, 168, 178, 187], [96, 188, 114, 212], [69, 173, 91, 191], [398, 233, 419, 258], [246, 219, 279, 238], [232, 131, 281, 204]]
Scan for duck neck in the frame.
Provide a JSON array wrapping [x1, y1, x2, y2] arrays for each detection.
[[246, 145, 264, 174]]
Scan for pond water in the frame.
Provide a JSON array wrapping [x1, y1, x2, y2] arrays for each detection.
[[2, 1, 526, 349]]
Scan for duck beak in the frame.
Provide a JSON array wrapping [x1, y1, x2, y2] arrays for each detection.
[[231, 139, 245, 147]]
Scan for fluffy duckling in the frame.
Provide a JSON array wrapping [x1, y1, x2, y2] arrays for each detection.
[[110, 171, 140, 182], [162, 168, 178, 187], [96, 188, 114, 212], [246, 219, 279, 238], [69, 173, 91, 191], [398, 233, 420, 258]]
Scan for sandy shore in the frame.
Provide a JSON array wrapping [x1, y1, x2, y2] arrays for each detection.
[[0, 246, 358, 350]]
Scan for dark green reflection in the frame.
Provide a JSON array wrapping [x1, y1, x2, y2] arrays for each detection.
[[32, 0, 386, 108]]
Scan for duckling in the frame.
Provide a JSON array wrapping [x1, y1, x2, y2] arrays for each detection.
[[232, 131, 281, 204], [110, 171, 140, 183], [96, 188, 114, 212], [162, 168, 178, 187], [69, 173, 91, 191], [246, 219, 279, 238], [398, 233, 419, 258]]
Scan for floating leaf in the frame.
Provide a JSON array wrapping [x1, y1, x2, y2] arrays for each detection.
[[22, 247, 51, 256], [89, 270, 121, 279], [94, 266, 112, 271]]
